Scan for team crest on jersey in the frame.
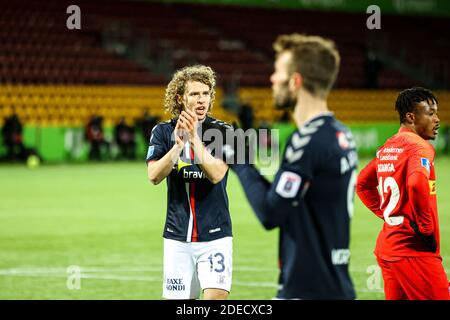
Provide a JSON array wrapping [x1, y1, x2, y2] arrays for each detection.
[[337, 131, 349, 150], [275, 171, 302, 198], [421, 158, 430, 173]]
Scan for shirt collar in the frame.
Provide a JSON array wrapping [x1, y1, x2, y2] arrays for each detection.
[[304, 111, 334, 126], [398, 127, 415, 134]]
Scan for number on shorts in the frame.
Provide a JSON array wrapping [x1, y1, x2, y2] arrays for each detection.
[[208, 252, 225, 273]]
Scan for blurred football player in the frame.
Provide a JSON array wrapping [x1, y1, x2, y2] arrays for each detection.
[[230, 34, 357, 299]]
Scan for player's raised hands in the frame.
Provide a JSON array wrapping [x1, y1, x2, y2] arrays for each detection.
[[174, 120, 188, 150], [179, 110, 199, 142]]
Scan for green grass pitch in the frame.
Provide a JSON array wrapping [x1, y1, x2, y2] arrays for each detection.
[[0, 158, 449, 299]]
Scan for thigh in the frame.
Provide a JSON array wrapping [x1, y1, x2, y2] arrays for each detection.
[[196, 237, 233, 294], [377, 257, 408, 300], [393, 257, 449, 300], [163, 238, 200, 299]]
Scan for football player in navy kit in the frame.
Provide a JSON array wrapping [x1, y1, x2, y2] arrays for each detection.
[[231, 34, 357, 299], [146, 65, 233, 300]]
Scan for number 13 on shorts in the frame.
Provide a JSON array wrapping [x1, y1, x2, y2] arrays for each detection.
[[198, 237, 232, 291], [208, 252, 225, 273]]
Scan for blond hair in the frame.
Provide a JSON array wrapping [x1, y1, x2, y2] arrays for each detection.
[[164, 65, 216, 117], [273, 33, 340, 98]]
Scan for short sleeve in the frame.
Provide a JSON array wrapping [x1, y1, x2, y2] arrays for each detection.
[[146, 124, 169, 162]]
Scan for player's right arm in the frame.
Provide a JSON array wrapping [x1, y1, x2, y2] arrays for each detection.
[[356, 158, 384, 219], [147, 122, 184, 185]]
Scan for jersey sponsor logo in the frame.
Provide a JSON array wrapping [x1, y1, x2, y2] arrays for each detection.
[[146, 146, 154, 159], [183, 171, 206, 179], [166, 278, 186, 291], [383, 147, 403, 154], [331, 248, 350, 265], [177, 158, 207, 180], [275, 171, 302, 198], [429, 180, 436, 195], [377, 163, 395, 172], [421, 158, 431, 173], [178, 158, 191, 171], [379, 154, 398, 161]]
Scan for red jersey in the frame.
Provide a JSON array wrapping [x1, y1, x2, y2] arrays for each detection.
[[357, 127, 441, 260]]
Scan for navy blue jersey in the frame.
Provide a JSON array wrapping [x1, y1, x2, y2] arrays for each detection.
[[234, 113, 357, 299], [146, 116, 232, 242]]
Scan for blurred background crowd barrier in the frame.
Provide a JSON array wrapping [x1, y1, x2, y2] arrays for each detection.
[[0, 0, 449, 163]]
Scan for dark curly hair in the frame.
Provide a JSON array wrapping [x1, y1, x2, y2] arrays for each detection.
[[395, 87, 438, 123]]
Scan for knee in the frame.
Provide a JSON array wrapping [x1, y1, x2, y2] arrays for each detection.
[[203, 289, 229, 300]]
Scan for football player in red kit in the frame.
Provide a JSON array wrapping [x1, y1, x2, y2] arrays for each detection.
[[357, 87, 449, 300]]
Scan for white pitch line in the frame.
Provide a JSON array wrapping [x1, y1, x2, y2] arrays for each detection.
[[235, 266, 277, 272], [0, 269, 278, 288], [1, 264, 446, 275], [0, 272, 162, 282], [0, 266, 277, 288], [233, 281, 278, 288], [0, 265, 277, 275], [357, 289, 384, 293], [81, 274, 161, 282], [1, 266, 445, 293], [0, 267, 389, 293]]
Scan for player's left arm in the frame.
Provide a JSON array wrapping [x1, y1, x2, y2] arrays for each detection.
[[180, 110, 228, 184], [232, 127, 325, 230], [233, 162, 310, 230], [407, 172, 434, 232], [406, 147, 437, 251], [406, 148, 435, 235], [191, 136, 228, 184]]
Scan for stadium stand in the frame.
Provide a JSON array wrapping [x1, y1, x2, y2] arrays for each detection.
[[238, 88, 450, 123], [1, 0, 449, 88], [0, 85, 236, 127], [0, 0, 449, 127], [1, 86, 448, 128]]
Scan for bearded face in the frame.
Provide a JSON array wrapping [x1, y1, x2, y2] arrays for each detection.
[[270, 51, 297, 110]]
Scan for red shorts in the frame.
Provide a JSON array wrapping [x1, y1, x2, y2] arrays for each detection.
[[377, 256, 449, 300]]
